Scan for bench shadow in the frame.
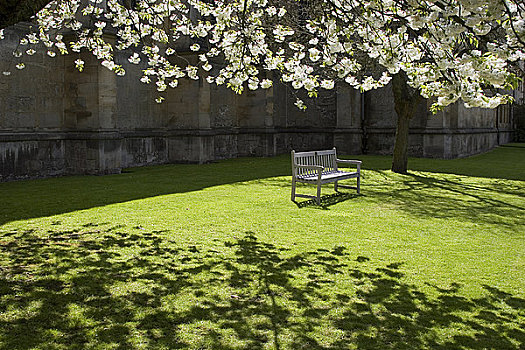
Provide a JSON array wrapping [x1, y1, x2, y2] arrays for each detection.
[[0, 229, 523, 349], [294, 192, 361, 209]]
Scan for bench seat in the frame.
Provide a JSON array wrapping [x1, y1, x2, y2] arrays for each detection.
[[297, 170, 359, 182]]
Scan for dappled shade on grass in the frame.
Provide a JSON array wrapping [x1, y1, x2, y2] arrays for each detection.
[[361, 171, 524, 232], [357, 143, 525, 181], [0, 229, 523, 349]]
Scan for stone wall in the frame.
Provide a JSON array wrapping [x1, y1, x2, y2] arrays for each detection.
[[0, 26, 517, 181], [515, 105, 525, 141]]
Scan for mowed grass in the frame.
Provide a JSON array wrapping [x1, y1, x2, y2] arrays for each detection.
[[0, 144, 524, 349]]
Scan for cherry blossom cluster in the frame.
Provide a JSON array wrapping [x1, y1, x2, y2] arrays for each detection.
[[0, 0, 523, 110]]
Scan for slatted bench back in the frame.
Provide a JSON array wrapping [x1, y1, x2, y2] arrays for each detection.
[[292, 148, 338, 177]]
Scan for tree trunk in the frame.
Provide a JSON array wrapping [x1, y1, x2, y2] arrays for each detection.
[[0, 0, 51, 29], [391, 71, 422, 174], [392, 111, 410, 173]]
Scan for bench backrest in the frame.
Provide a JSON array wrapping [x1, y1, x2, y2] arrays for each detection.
[[291, 148, 338, 177]]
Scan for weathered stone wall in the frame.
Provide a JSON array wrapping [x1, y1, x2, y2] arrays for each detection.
[[0, 24, 68, 180], [0, 138, 65, 179], [363, 87, 515, 159], [515, 105, 525, 141], [0, 26, 518, 181]]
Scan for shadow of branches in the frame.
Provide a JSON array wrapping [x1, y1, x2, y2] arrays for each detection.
[[0, 229, 523, 349], [364, 170, 525, 232], [353, 144, 525, 182]]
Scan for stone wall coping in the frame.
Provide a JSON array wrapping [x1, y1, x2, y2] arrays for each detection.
[[364, 127, 513, 135], [0, 126, 516, 143]]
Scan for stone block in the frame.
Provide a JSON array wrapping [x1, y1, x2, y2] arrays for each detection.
[[99, 139, 122, 174], [122, 137, 168, 167], [168, 136, 214, 164], [334, 132, 362, 155], [366, 132, 395, 155], [214, 134, 238, 159], [65, 140, 88, 173], [0, 141, 66, 180], [6, 96, 36, 113], [39, 112, 63, 129], [423, 134, 445, 158], [76, 82, 99, 100], [277, 132, 334, 153], [236, 90, 267, 127], [4, 112, 37, 129], [337, 86, 361, 128], [237, 133, 275, 157]]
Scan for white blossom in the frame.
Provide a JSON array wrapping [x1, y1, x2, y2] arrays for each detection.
[[128, 53, 141, 64], [2, 0, 522, 111], [260, 79, 273, 89], [320, 79, 335, 90], [294, 98, 306, 110], [75, 59, 85, 72]]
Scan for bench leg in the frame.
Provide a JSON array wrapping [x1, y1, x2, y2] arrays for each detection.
[[357, 165, 361, 194], [291, 177, 296, 201], [316, 180, 322, 205], [334, 181, 338, 192]]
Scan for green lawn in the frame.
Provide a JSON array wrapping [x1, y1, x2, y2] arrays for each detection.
[[0, 144, 524, 349]]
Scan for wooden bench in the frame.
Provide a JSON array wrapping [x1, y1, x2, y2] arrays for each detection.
[[291, 148, 361, 204]]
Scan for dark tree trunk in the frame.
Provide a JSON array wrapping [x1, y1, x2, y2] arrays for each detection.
[[392, 110, 411, 173], [0, 0, 52, 29], [391, 71, 422, 174]]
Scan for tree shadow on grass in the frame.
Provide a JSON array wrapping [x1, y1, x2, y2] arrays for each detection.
[[365, 170, 525, 232], [0, 228, 523, 349], [354, 143, 525, 182], [258, 168, 524, 232]]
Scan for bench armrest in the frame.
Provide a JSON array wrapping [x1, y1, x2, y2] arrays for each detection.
[[336, 159, 362, 165]]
